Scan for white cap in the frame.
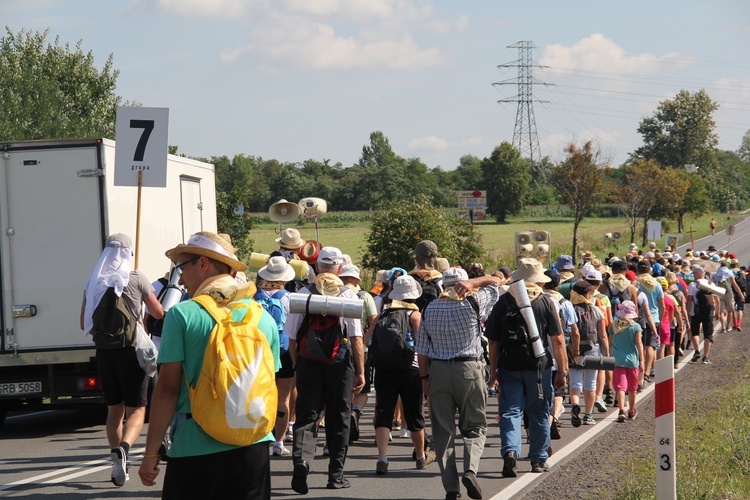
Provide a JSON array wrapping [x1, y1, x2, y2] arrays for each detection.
[[339, 264, 361, 281], [317, 246, 343, 265], [442, 267, 469, 287]]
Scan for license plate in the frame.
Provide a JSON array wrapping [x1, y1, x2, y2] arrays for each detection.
[[0, 381, 43, 395]]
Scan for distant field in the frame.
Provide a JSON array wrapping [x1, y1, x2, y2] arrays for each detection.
[[248, 210, 724, 271]]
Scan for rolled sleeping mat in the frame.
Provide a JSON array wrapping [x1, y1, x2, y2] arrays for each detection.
[[161, 267, 185, 313], [289, 293, 363, 319], [248, 252, 309, 280], [578, 355, 616, 371], [697, 279, 726, 297]]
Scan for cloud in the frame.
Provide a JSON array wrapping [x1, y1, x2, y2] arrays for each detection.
[[538, 34, 696, 77], [409, 135, 449, 151], [139, 0, 252, 19]]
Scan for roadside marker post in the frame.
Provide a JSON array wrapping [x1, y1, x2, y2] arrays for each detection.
[[655, 355, 677, 500]]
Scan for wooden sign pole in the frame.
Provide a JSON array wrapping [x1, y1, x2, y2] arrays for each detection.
[[135, 171, 143, 270], [684, 226, 697, 251]]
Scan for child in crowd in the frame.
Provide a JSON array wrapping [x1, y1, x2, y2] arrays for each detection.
[[611, 301, 645, 421]]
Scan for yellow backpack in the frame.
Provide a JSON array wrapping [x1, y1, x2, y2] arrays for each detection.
[[187, 295, 278, 446]]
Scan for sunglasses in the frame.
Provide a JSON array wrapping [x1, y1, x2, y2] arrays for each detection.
[[174, 256, 200, 275]]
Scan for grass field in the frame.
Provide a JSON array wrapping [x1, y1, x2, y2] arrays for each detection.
[[248, 210, 726, 273]]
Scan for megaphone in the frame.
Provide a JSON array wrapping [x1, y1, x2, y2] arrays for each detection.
[[612, 232, 622, 240], [299, 197, 327, 218], [269, 199, 302, 223]]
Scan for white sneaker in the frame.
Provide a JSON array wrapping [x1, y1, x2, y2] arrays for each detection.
[[399, 428, 411, 439], [110, 447, 128, 487], [273, 443, 291, 456]]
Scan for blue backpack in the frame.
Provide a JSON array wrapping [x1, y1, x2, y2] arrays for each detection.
[[254, 289, 289, 355]]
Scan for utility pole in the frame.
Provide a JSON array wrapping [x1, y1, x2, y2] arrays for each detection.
[[493, 41, 553, 185]]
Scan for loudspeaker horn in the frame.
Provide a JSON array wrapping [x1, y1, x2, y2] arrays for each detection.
[[299, 197, 327, 218], [612, 232, 621, 240], [515, 232, 531, 246], [269, 199, 302, 223]]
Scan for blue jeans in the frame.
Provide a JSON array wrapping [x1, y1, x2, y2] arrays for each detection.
[[498, 367, 553, 461]]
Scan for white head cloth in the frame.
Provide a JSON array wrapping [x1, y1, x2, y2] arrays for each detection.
[[82, 246, 132, 335]]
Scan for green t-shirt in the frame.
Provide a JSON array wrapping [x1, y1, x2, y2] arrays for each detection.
[[158, 298, 280, 458]]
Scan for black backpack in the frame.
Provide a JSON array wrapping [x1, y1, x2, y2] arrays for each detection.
[[368, 308, 415, 371], [693, 289, 712, 319], [412, 274, 441, 312], [91, 287, 137, 349], [496, 293, 544, 371], [145, 277, 169, 336], [734, 270, 746, 294], [573, 302, 598, 352], [296, 284, 348, 364]]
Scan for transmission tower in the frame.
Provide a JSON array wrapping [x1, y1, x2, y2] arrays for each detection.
[[493, 41, 553, 183]]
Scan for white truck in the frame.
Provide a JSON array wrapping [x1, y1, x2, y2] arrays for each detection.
[[0, 138, 217, 424]]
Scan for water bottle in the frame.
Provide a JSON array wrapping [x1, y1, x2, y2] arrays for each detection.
[[406, 332, 415, 347], [334, 338, 349, 364]]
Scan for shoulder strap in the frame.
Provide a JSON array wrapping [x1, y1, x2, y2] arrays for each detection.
[[192, 295, 263, 331]]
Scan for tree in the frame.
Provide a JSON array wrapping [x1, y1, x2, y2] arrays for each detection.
[[358, 131, 399, 169], [550, 141, 608, 260], [454, 155, 485, 189], [362, 195, 483, 271], [0, 27, 132, 141], [673, 169, 710, 233], [739, 130, 750, 163], [481, 142, 531, 223]]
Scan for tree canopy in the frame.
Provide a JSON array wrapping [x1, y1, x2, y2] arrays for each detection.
[[481, 142, 531, 223], [0, 27, 131, 141]]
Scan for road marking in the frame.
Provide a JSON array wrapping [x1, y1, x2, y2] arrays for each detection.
[[493, 326, 715, 500], [0, 447, 144, 491]]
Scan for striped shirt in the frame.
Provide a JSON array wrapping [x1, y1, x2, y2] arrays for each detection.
[[417, 285, 501, 360]]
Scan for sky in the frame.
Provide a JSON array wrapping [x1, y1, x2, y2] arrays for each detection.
[[4, 0, 750, 172]]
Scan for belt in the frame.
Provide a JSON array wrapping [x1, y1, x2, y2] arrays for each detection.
[[436, 356, 481, 362]]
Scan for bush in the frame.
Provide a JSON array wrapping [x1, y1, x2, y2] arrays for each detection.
[[362, 195, 484, 271]]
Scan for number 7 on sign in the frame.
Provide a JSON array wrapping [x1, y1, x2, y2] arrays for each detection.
[[130, 120, 154, 161]]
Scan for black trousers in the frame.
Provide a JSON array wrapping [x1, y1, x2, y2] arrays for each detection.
[[293, 352, 354, 480], [162, 442, 270, 500]]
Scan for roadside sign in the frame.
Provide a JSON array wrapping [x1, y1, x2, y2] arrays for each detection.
[[114, 107, 169, 187], [727, 224, 736, 236], [457, 190, 487, 221]]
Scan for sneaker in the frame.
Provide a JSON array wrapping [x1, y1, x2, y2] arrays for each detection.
[[594, 398, 607, 413], [649, 368, 655, 379], [416, 450, 436, 470], [550, 418, 561, 440], [399, 428, 411, 439], [326, 477, 351, 489], [502, 450, 518, 478], [445, 492, 463, 500], [530, 460, 550, 473], [582, 414, 595, 425], [571, 404, 581, 428], [691, 351, 701, 362], [285, 430, 293, 442], [617, 410, 626, 423], [291, 461, 309, 494], [273, 443, 291, 456], [702, 357, 712, 365], [737, 325, 743, 332], [110, 447, 128, 487], [462, 471, 482, 499], [392, 420, 402, 431], [628, 409, 638, 420], [376, 460, 388, 475]]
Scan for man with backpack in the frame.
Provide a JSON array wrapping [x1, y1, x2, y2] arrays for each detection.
[[485, 258, 568, 478], [285, 246, 365, 493], [138, 232, 280, 499], [81, 233, 163, 487], [418, 267, 502, 500], [687, 266, 720, 364], [731, 260, 746, 331]]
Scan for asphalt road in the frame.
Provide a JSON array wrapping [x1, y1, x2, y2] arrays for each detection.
[[2, 220, 747, 500]]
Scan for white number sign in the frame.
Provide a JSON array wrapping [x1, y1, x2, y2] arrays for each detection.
[[114, 107, 169, 187]]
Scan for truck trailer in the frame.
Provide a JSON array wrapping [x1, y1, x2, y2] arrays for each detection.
[[0, 138, 216, 424]]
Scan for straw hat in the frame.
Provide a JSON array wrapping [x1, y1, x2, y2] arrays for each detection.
[[258, 256, 295, 282], [511, 258, 551, 284], [389, 275, 422, 301], [165, 231, 247, 273], [299, 240, 320, 263], [276, 228, 305, 250]]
